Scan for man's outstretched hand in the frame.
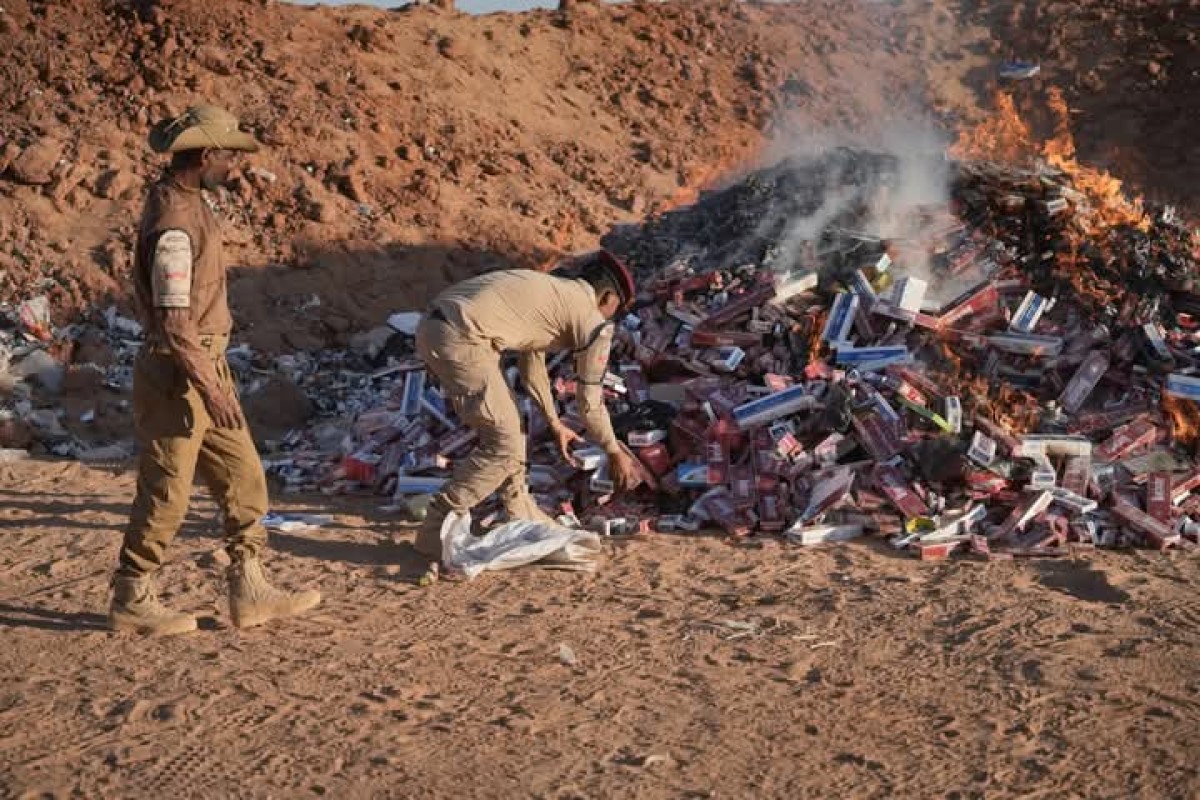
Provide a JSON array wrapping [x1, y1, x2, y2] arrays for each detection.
[[607, 447, 640, 492], [551, 422, 583, 465]]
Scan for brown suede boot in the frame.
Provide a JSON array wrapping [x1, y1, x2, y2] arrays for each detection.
[[227, 558, 320, 629], [108, 574, 198, 636]]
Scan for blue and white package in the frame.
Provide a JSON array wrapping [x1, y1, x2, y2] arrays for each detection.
[[732, 385, 818, 430], [986, 332, 1063, 357], [1165, 373, 1200, 400], [821, 293, 858, 345], [944, 396, 962, 434], [1009, 291, 1048, 334], [1143, 323, 1172, 361], [402, 370, 426, 417], [833, 345, 909, 366], [421, 387, 454, 427], [848, 270, 877, 305]]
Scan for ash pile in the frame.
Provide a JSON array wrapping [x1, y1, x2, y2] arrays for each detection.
[[330, 145, 1200, 559]]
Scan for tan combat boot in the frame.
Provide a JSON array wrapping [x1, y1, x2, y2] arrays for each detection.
[[412, 495, 453, 559], [501, 482, 557, 526], [108, 574, 198, 636], [227, 558, 321, 629]]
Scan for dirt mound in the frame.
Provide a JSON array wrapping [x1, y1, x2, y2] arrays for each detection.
[[0, 0, 935, 351]]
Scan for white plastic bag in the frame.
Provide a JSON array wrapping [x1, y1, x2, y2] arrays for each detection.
[[441, 511, 603, 580]]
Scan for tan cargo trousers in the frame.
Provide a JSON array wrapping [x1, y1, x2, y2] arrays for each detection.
[[116, 336, 268, 576], [413, 314, 544, 556]]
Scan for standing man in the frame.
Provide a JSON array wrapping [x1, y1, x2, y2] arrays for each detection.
[[108, 105, 320, 635], [413, 252, 640, 572]]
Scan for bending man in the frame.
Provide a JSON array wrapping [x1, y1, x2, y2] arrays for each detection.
[[413, 252, 639, 563]]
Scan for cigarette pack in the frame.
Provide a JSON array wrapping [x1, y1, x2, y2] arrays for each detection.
[[1146, 472, 1172, 522], [987, 332, 1064, 357], [1018, 435, 1093, 458], [1171, 469, 1200, 505], [1142, 323, 1173, 361], [914, 541, 961, 561], [730, 463, 757, 509], [676, 461, 710, 488], [944, 396, 962, 434], [891, 277, 928, 313], [732, 385, 818, 430], [1060, 455, 1092, 496], [821, 293, 859, 344], [709, 346, 746, 373], [1069, 401, 1150, 435], [700, 285, 777, 329], [1110, 499, 1180, 550], [1059, 350, 1109, 413], [628, 429, 667, 447], [787, 522, 864, 545], [666, 303, 705, 328], [994, 490, 1054, 540], [705, 436, 730, 485], [589, 463, 615, 494], [1165, 373, 1200, 400], [870, 299, 917, 324], [1009, 291, 1049, 334], [834, 345, 909, 367], [939, 282, 999, 327], [1028, 454, 1058, 490], [690, 329, 762, 348], [800, 467, 855, 522], [756, 493, 787, 532], [873, 463, 930, 519], [573, 446, 609, 472], [813, 432, 850, 465], [635, 442, 672, 476], [1096, 419, 1158, 462], [973, 415, 1021, 454], [848, 269, 878, 305], [889, 366, 946, 401], [852, 410, 903, 461]]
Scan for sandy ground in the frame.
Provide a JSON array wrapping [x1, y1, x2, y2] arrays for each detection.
[[2, 459, 1197, 799], [4, 1, 1200, 797]]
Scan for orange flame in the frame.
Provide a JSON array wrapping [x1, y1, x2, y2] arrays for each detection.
[[930, 336, 1040, 434], [949, 91, 1036, 165], [1041, 88, 1148, 232], [1163, 394, 1200, 448], [951, 89, 1148, 231], [952, 88, 1155, 312]]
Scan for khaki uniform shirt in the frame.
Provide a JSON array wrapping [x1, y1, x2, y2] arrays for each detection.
[[431, 269, 619, 451], [133, 178, 232, 338]]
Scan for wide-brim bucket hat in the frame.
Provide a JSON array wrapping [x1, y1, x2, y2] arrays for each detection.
[[148, 105, 260, 154]]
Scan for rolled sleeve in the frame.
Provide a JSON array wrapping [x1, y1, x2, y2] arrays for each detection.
[[574, 322, 618, 452]]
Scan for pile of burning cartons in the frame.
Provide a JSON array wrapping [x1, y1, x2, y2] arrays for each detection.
[[322, 147, 1200, 559]]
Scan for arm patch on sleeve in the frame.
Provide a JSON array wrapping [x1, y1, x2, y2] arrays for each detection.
[[575, 323, 614, 384], [151, 229, 193, 309]]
